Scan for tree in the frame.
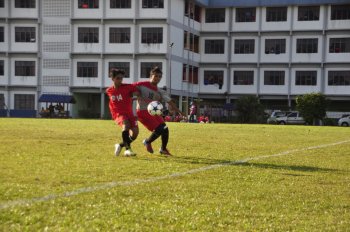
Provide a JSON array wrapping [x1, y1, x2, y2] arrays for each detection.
[[296, 93, 328, 125], [235, 96, 266, 123]]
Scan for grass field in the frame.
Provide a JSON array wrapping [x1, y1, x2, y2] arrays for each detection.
[[0, 118, 349, 231]]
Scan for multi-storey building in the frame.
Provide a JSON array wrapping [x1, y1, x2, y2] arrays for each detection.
[[0, 0, 349, 119]]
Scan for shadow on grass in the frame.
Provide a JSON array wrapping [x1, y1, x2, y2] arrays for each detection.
[[233, 162, 341, 173], [138, 155, 343, 173]]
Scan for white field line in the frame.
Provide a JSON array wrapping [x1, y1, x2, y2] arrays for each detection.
[[1, 139, 349, 210]]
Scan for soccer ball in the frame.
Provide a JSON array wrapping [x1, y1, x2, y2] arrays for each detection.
[[147, 101, 163, 116]]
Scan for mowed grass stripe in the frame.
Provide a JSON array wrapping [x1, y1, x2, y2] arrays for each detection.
[[1, 138, 348, 210]]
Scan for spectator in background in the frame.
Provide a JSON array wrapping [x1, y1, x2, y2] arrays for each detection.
[[189, 102, 197, 122]]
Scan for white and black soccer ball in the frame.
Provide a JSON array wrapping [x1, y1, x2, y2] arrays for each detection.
[[147, 101, 163, 116]]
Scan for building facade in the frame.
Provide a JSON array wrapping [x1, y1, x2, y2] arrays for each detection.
[[0, 0, 349, 118]]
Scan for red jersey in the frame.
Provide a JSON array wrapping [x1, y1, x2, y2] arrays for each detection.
[[106, 84, 137, 120]]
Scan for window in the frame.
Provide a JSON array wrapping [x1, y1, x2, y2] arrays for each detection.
[[264, 71, 285, 85], [296, 38, 318, 53], [78, 0, 99, 9], [141, 27, 163, 44], [109, 28, 130, 43], [295, 71, 317, 86], [184, 31, 199, 53], [0, 94, 4, 109], [236, 8, 256, 22], [15, 61, 35, 76], [298, 6, 319, 21], [77, 62, 98, 78], [110, 0, 131, 8], [329, 38, 350, 53], [266, 7, 287, 22], [15, 0, 35, 8], [0, 0, 4, 8], [142, 0, 163, 8], [234, 39, 255, 54], [328, 71, 350, 86], [233, 71, 254, 85], [0, 60, 4, 75], [205, 40, 225, 54], [182, 64, 198, 84], [109, 62, 130, 78], [78, 28, 99, 43], [265, 39, 286, 54], [205, 8, 225, 23], [14, 94, 35, 110], [0, 27, 4, 42], [184, 0, 201, 22], [204, 71, 224, 89], [15, 27, 36, 43], [140, 62, 162, 79], [331, 5, 350, 20]]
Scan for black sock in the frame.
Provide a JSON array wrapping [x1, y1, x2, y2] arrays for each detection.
[[122, 130, 132, 149], [147, 123, 166, 144], [161, 127, 169, 150]]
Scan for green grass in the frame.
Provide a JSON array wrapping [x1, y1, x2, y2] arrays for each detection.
[[0, 118, 349, 231]]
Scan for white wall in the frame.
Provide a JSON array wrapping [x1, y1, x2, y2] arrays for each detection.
[[138, 23, 167, 54], [0, 57, 8, 85], [232, 8, 260, 32], [0, 23, 8, 52], [73, 1, 102, 19], [10, 91, 37, 109], [139, 0, 168, 19], [105, 0, 135, 18], [103, 58, 135, 87], [201, 8, 230, 32]]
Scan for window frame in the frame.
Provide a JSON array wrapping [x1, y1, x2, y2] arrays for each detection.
[[109, 27, 130, 44], [108, 62, 130, 78], [328, 71, 350, 86], [140, 62, 162, 79], [295, 71, 317, 86], [77, 62, 98, 78], [15, 61, 35, 76], [142, 0, 163, 9], [236, 7, 256, 22], [110, 0, 131, 8], [15, 27, 36, 43], [331, 4, 350, 20], [78, 27, 99, 43], [266, 7, 287, 22], [329, 38, 350, 53], [205, 8, 225, 23], [264, 71, 285, 85], [203, 70, 224, 89], [233, 71, 254, 85], [234, 39, 255, 54], [204, 39, 225, 54], [265, 39, 286, 54], [297, 6, 320, 21], [78, 0, 99, 9], [14, 94, 35, 110], [296, 38, 318, 53], [15, 0, 35, 8], [141, 27, 163, 44]]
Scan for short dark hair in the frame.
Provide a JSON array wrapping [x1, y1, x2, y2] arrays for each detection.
[[150, 66, 162, 76], [109, 69, 125, 78]]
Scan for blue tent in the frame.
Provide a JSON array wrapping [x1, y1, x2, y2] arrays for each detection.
[[39, 94, 76, 104]]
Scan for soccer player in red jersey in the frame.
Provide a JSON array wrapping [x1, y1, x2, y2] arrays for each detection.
[[106, 69, 138, 156], [134, 67, 183, 156]]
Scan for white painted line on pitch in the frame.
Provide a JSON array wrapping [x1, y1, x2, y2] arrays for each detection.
[[1, 139, 349, 210]]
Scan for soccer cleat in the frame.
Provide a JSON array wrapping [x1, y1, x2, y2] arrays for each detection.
[[124, 149, 136, 157], [159, 148, 172, 156], [143, 139, 154, 154], [114, 144, 122, 156]]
